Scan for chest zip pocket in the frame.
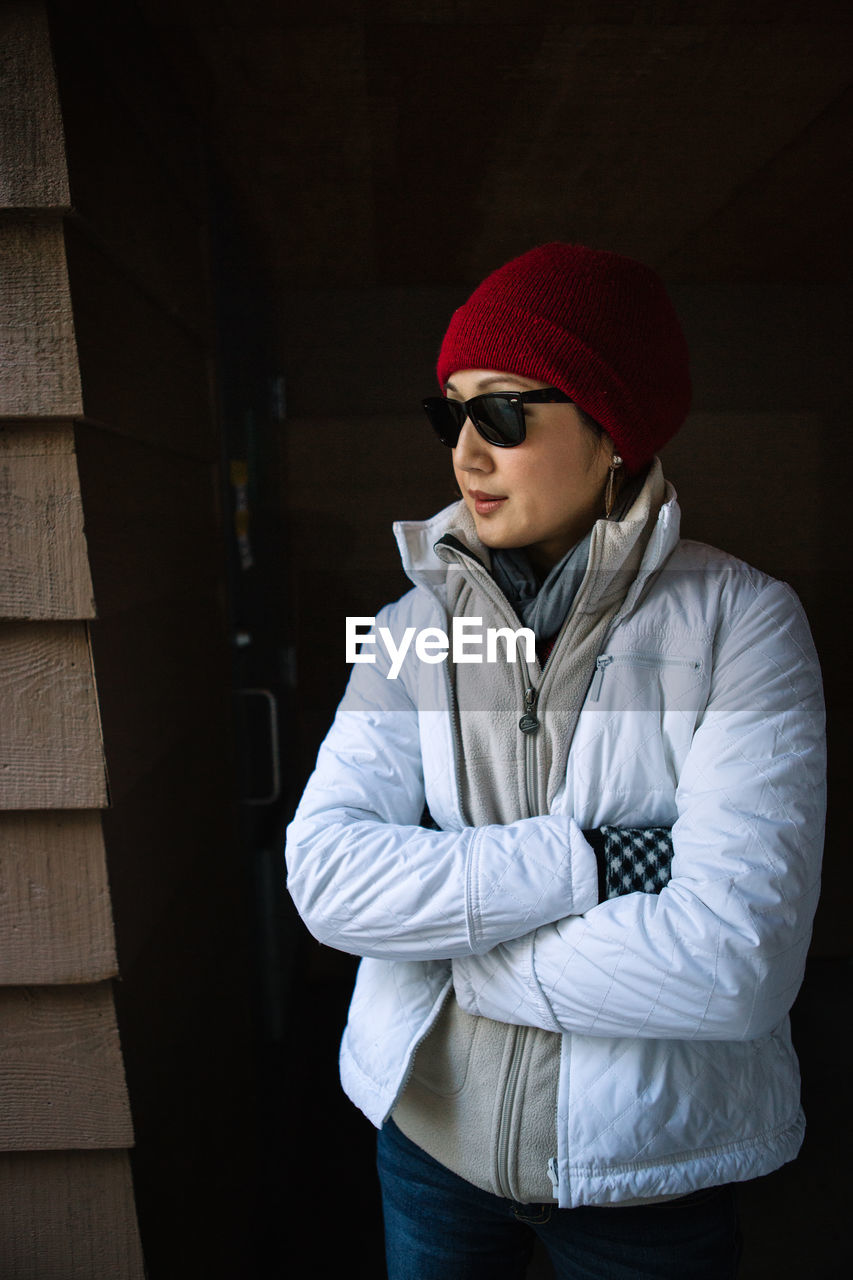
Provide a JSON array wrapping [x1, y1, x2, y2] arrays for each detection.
[[590, 653, 703, 701]]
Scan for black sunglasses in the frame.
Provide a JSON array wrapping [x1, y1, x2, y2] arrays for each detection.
[[422, 388, 573, 448]]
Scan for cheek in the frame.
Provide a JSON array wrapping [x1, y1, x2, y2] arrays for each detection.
[[518, 451, 581, 501], [545, 442, 602, 493]]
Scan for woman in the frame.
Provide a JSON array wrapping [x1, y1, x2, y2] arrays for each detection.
[[285, 243, 826, 1278]]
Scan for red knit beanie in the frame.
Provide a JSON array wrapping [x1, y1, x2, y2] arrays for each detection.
[[436, 242, 691, 473]]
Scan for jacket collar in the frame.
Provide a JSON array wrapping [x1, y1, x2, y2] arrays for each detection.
[[393, 457, 682, 608]]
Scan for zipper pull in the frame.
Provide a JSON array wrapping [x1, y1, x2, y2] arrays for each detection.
[[589, 654, 613, 701], [519, 686, 540, 734], [547, 1157, 560, 1196]]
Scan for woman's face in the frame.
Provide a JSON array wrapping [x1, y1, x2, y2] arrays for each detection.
[[447, 369, 615, 573]]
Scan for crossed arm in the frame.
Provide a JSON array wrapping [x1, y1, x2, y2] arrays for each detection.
[[286, 583, 825, 1042]]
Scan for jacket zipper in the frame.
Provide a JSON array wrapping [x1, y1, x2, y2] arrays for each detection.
[[438, 544, 550, 1202], [520, 684, 540, 817], [589, 652, 702, 701]]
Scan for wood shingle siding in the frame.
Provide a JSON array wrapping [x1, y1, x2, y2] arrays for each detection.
[[0, 3, 70, 210], [0, 218, 82, 418], [0, 1151, 143, 1279], [0, 423, 94, 621], [0, 984, 134, 1149], [0, 622, 108, 809], [1, 1, 262, 1270], [0, 812, 116, 985], [1, 2, 146, 1272]]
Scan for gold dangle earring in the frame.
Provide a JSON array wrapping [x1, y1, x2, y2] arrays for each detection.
[[605, 454, 623, 518]]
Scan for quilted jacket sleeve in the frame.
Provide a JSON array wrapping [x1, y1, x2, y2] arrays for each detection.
[[452, 579, 826, 1041], [285, 601, 599, 961]]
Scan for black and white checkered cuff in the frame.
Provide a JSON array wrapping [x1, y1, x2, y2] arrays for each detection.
[[583, 826, 673, 901]]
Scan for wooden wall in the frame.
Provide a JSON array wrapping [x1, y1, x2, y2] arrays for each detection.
[[1, 3, 257, 1274], [0, 5, 142, 1275]]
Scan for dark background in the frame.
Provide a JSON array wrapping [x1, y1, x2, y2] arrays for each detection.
[[46, 1, 853, 1275]]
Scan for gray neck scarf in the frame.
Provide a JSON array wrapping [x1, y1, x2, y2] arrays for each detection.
[[490, 533, 592, 639]]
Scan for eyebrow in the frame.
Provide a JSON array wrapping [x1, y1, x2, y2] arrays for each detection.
[[444, 374, 528, 393]]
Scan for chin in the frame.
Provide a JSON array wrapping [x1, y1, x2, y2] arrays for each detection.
[[480, 533, 523, 551]]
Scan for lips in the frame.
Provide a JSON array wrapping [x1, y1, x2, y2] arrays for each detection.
[[469, 489, 508, 516]]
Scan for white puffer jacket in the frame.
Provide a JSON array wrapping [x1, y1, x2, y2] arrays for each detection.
[[285, 476, 825, 1208]]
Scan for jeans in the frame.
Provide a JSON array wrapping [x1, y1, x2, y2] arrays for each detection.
[[376, 1118, 742, 1280]]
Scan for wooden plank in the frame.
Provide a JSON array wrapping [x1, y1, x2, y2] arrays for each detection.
[[0, 422, 95, 620], [73, 423, 222, 616], [63, 222, 218, 459], [0, 811, 116, 985], [0, 983, 133, 1150], [0, 621, 108, 809], [0, 1149, 145, 1278], [0, 2, 70, 210], [0, 217, 82, 418]]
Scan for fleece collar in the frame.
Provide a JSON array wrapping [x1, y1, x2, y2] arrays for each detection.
[[392, 457, 682, 613]]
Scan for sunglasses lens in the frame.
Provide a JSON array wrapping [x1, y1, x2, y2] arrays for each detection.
[[422, 397, 463, 446], [469, 394, 525, 446], [422, 394, 526, 447]]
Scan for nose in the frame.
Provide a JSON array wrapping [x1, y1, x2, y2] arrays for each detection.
[[453, 417, 492, 470]]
